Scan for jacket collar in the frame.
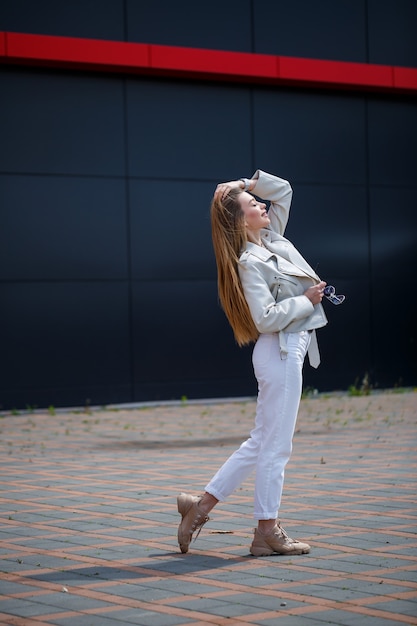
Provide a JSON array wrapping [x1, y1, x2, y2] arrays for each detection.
[[242, 234, 319, 281], [243, 241, 274, 261]]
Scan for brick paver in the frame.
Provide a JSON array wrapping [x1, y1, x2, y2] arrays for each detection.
[[0, 390, 416, 625]]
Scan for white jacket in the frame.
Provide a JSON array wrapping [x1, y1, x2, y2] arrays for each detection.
[[238, 170, 328, 367]]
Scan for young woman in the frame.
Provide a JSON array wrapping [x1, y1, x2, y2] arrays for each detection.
[[177, 170, 328, 557]]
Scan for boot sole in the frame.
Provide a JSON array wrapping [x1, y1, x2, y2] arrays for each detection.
[[177, 494, 193, 554], [250, 546, 310, 557]]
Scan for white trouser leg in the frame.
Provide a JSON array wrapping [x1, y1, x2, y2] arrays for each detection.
[[205, 331, 310, 520]]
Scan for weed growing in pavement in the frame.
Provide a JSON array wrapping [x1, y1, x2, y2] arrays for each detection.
[[348, 372, 371, 396]]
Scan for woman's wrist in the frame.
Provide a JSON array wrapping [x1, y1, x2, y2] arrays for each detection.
[[240, 178, 255, 192]]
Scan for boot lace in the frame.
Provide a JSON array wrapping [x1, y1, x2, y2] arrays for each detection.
[[191, 512, 209, 542], [275, 523, 295, 543]]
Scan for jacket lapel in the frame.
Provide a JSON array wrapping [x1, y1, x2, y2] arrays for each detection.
[[262, 230, 320, 280]]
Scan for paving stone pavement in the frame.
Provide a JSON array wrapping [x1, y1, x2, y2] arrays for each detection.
[[0, 390, 416, 626]]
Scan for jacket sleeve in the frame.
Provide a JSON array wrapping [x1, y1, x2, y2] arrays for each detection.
[[238, 259, 314, 334], [251, 170, 292, 236]]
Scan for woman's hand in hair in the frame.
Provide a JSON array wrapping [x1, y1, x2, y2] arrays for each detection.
[[214, 180, 244, 201], [304, 281, 327, 305]]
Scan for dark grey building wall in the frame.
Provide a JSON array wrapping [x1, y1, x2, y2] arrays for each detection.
[[1, 1, 416, 409]]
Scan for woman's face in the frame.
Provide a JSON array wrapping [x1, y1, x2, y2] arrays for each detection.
[[238, 192, 269, 233]]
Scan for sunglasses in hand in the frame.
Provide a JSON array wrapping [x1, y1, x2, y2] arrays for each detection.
[[323, 285, 345, 305]]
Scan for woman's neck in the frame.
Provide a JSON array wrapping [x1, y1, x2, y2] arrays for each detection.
[[247, 230, 263, 247]]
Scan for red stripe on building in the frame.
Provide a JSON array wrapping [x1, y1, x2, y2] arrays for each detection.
[[1, 31, 416, 95]]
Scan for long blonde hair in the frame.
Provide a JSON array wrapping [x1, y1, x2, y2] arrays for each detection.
[[210, 188, 259, 346]]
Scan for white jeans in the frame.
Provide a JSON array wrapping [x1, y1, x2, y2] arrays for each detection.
[[205, 331, 310, 520]]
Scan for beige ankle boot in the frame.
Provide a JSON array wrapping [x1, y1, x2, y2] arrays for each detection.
[[177, 493, 209, 553], [250, 522, 310, 557]]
